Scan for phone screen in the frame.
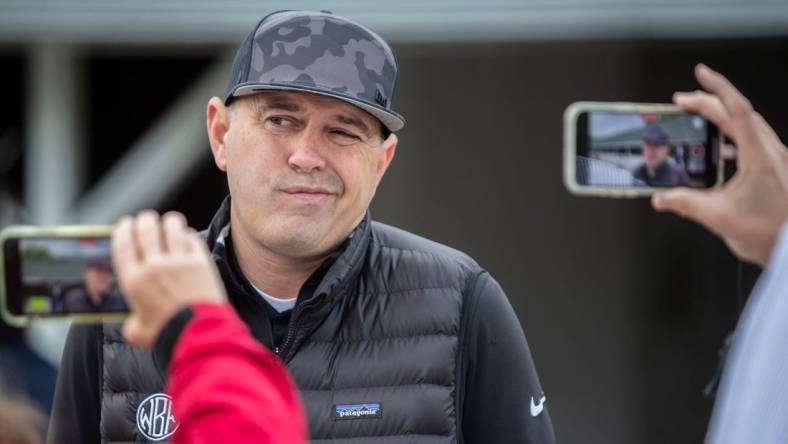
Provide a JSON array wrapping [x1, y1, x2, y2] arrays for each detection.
[[3, 236, 128, 316], [575, 110, 719, 188]]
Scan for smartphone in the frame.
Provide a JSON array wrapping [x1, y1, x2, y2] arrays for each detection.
[[0, 226, 127, 327], [563, 102, 724, 197]]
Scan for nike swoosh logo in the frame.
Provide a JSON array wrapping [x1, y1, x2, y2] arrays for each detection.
[[530, 394, 547, 417]]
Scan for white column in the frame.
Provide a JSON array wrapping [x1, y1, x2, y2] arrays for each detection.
[[25, 44, 83, 225], [23, 44, 83, 368], [70, 51, 234, 224]]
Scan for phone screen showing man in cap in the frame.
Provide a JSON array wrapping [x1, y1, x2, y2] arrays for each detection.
[[3, 236, 128, 316], [575, 110, 720, 188]]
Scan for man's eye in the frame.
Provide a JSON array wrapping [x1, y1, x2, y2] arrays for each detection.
[[265, 116, 299, 133], [330, 129, 360, 141], [269, 116, 290, 126]]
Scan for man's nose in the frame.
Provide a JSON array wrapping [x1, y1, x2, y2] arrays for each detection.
[[288, 129, 326, 173]]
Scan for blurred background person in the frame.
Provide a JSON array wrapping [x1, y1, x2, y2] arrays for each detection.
[[634, 125, 692, 187]]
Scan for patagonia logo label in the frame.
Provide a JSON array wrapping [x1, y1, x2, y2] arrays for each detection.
[[334, 402, 382, 420]]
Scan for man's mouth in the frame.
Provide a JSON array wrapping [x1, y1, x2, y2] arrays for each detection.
[[279, 186, 336, 204]]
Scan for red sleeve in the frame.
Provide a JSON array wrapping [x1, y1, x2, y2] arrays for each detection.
[[167, 303, 307, 444]]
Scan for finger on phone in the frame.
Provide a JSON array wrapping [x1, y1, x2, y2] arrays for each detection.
[[112, 216, 139, 274], [162, 212, 189, 253], [121, 316, 144, 349], [692, 64, 784, 165], [694, 64, 768, 155], [673, 90, 733, 136], [135, 210, 163, 259], [752, 111, 783, 148], [695, 64, 751, 119], [652, 188, 728, 238]]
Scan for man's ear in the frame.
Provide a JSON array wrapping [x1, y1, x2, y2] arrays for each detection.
[[375, 133, 398, 187], [207, 97, 230, 172]]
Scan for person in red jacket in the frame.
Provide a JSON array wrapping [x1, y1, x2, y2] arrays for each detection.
[[111, 210, 307, 444]]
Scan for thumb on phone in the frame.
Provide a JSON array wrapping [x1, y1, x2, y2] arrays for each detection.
[[652, 188, 726, 236], [122, 315, 147, 349]]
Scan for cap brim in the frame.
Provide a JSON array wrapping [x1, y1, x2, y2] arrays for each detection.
[[229, 83, 406, 132]]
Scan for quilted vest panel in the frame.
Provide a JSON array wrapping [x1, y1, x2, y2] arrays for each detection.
[[99, 221, 475, 443]]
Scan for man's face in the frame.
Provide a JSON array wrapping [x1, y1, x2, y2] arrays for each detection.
[[84, 266, 113, 301], [208, 91, 397, 260], [642, 142, 670, 170]]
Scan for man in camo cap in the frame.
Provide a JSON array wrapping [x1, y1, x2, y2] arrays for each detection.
[[225, 10, 404, 134], [51, 10, 555, 443]]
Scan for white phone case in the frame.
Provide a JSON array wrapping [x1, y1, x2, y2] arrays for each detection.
[[0, 225, 125, 327], [563, 101, 724, 198]]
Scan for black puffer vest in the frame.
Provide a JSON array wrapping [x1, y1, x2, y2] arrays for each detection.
[[99, 199, 479, 443]]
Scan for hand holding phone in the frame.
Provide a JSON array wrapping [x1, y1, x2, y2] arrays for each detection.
[[0, 212, 226, 342], [113, 211, 227, 349], [652, 64, 788, 266]]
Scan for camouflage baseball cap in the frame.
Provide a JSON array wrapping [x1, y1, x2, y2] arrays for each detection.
[[225, 10, 405, 132]]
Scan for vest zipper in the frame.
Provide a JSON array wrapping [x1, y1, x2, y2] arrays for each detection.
[[278, 252, 356, 360], [277, 320, 298, 359], [278, 289, 332, 361]]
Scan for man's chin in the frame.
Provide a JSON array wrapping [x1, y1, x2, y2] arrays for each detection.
[[275, 201, 335, 219], [265, 221, 339, 257]]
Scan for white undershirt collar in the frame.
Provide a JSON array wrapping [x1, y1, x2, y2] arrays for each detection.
[[250, 282, 296, 313]]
